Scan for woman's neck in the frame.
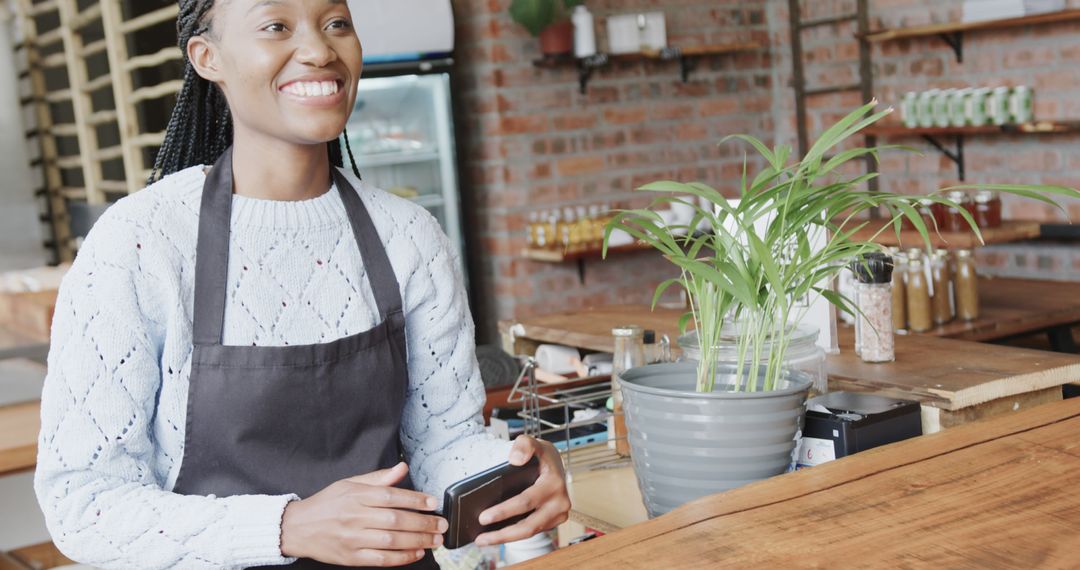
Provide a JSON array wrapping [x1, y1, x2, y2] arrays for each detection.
[[229, 127, 333, 202]]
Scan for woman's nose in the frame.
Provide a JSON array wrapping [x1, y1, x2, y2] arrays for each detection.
[[294, 30, 338, 67]]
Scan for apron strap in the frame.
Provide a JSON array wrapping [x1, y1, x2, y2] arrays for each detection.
[[332, 168, 404, 321], [192, 148, 236, 347]]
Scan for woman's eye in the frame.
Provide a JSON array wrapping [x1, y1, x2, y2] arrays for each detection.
[[327, 18, 352, 31], [262, 22, 287, 33]]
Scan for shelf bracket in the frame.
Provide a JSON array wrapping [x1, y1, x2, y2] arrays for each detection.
[[576, 54, 608, 95], [679, 56, 698, 83], [922, 134, 966, 181], [938, 31, 963, 62], [576, 258, 587, 285]]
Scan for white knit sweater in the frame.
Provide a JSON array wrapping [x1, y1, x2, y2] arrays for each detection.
[[34, 165, 511, 569]]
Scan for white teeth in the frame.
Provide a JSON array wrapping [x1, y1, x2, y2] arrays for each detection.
[[284, 81, 339, 98]]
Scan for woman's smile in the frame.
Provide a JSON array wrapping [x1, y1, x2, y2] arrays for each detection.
[[279, 75, 347, 107]]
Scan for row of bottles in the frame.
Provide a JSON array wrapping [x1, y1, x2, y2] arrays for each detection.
[[526, 204, 620, 252], [904, 190, 1003, 232], [890, 247, 980, 334]]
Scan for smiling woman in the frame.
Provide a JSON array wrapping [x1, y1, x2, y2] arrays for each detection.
[[32, 1, 570, 569]]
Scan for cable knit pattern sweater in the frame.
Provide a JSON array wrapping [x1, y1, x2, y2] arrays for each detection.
[[34, 165, 512, 569]]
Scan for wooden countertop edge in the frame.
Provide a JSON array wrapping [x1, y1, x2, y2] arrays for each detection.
[[516, 397, 1080, 568]]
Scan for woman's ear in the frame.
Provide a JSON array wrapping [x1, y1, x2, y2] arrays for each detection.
[[187, 35, 222, 83]]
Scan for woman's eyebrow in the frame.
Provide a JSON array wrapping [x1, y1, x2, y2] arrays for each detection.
[[248, 0, 345, 12]]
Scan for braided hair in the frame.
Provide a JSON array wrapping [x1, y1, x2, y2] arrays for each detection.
[[149, 0, 362, 184]]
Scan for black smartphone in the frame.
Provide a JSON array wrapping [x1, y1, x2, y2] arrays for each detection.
[[441, 457, 541, 549]]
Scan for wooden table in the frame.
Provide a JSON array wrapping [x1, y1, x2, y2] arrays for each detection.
[[500, 304, 1080, 432], [0, 401, 39, 477], [919, 277, 1080, 352], [521, 397, 1080, 569]]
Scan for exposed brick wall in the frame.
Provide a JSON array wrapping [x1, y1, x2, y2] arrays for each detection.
[[452, 0, 774, 340], [454, 0, 1080, 341]]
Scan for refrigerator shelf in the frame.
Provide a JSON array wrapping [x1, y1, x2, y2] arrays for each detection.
[[355, 149, 441, 168]]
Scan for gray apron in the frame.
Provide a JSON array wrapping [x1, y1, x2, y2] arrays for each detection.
[[173, 148, 439, 569]]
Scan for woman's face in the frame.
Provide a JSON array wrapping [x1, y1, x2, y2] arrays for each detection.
[[189, 0, 363, 146]]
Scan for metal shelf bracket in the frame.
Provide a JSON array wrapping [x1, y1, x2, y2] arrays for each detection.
[[939, 31, 963, 62], [922, 134, 966, 181]]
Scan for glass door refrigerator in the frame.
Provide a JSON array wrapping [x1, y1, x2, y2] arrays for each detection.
[[345, 74, 463, 276]]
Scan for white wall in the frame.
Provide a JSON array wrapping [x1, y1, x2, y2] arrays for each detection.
[[0, 1, 47, 272]]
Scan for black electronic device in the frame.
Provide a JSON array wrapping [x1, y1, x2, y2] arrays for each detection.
[[441, 457, 541, 549], [798, 391, 921, 468]]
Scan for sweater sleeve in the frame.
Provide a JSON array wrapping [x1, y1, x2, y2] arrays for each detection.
[[33, 207, 299, 569], [398, 213, 513, 506]]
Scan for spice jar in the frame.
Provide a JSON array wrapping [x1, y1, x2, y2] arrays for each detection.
[[917, 198, 940, 230], [850, 253, 895, 363], [954, 249, 980, 320], [612, 326, 646, 457], [930, 250, 953, 325], [905, 249, 933, 332], [890, 248, 908, 331], [944, 190, 975, 232], [973, 190, 1002, 229]]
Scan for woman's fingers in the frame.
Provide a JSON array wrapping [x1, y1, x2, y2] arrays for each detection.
[[349, 548, 428, 568], [358, 507, 448, 534], [508, 434, 537, 466], [346, 462, 410, 486], [473, 505, 569, 547], [478, 483, 541, 526], [350, 529, 444, 551], [348, 482, 439, 512]]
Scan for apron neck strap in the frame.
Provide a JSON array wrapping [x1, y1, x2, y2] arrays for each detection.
[[192, 147, 403, 347]]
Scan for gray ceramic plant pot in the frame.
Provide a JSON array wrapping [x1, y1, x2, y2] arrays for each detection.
[[619, 361, 811, 518]]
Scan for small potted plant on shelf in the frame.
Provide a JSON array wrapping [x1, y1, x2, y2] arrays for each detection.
[[509, 0, 583, 56], [604, 101, 1078, 518]]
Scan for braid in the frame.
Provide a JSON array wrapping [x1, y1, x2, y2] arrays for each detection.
[[149, 0, 230, 184], [151, 0, 362, 184]]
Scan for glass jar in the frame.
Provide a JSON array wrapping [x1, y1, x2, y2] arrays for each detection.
[[944, 190, 975, 232], [917, 198, 939, 231], [612, 326, 646, 457], [973, 190, 1002, 229], [905, 250, 933, 332], [890, 248, 908, 331], [954, 249, 980, 320], [677, 322, 827, 397], [850, 253, 895, 363], [930, 250, 953, 325]]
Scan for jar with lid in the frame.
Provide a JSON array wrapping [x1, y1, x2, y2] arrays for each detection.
[[973, 190, 1002, 229], [889, 248, 908, 331], [943, 190, 975, 232], [930, 250, 953, 325], [612, 326, 646, 457], [954, 249, 980, 320], [849, 252, 895, 363], [916, 198, 942, 230], [905, 249, 933, 332], [677, 321, 827, 397]]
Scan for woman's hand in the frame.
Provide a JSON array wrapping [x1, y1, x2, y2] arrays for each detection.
[[473, 435, 572, 546], [280, 463, 446, 567]]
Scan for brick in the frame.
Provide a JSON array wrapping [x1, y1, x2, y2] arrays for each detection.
[[556, 156, 606, 177], [603, 106, 649, 125]]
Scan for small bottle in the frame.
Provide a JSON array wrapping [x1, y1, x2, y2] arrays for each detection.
[[526, 211, 538, 247], [572, 5, 597, 58], [850, 253, 895, 363], [930, 250, 953, 325], [944, 190, 974, 232], [612, 326, 647, 457], [890, 248, 908, 331], [954, 249, 980, 320], [906, 250, 933, 333], [973, 190, 1002, 229]]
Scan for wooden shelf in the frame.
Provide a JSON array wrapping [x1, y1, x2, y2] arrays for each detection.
[[849, 219, 1042, 249], [864, 9, 1080, 43], [533, 42, 764, 94], [864, 121, 1080, 137], [522, 242, 652, 263]]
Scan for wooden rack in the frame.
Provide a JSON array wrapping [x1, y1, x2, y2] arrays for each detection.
[[848, 219, 1042, 249], [12, 1, 186, 259]]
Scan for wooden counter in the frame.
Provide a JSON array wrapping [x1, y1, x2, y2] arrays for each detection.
[[522, 397, 1080, 569], [500, 302, 1080, 432]]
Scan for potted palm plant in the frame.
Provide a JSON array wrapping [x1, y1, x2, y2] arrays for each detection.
[[604, 102, 1079, 517], [509, 0, 583, 56]]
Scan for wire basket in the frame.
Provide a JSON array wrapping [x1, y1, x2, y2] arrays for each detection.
[[507, 357, 630, 475]]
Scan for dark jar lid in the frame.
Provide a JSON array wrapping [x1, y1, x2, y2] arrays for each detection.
[[849, 252, 894, 284]]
